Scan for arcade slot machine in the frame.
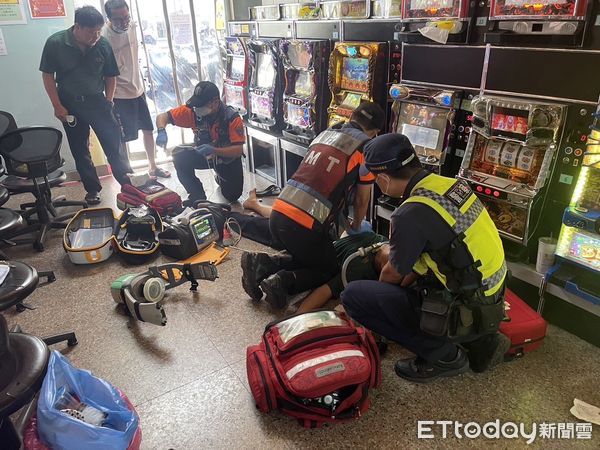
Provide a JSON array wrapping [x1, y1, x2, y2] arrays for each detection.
[[399, 0, 473, 43], [327, 41, 388, 126], [246, 39, 284, 132], [388, 84, 464, 174], [223, 36, 249, 116], [554, 109, 600, 302], [458, 95, 566, 249], [280, 39, 331, 144], [486, 0, 591, 45]]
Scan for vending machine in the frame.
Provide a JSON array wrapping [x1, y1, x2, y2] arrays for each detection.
[[223, 36, 249, 116], [399, 0, 473, 43], [486, 0, 591, 45], [327, 41, 388, 126], [280, 39, 331, 144], [458, 95, 566, 247], [246, 39, 284, 132], [554, 113, 600, 302], [388, 84, 467, 174]]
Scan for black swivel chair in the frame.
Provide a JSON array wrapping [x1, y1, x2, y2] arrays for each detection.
[[0, 261, 77, 449], [0, 111, 17, 137], [0, 127, 88, 251]]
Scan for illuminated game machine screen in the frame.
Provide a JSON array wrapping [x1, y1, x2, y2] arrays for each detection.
[[328, 42, 386, 127], [223, 37, 248, 115], [331, 56, 371, 122], [224, 56, 247, 111], [287, 43, 312, 69], [281, 39, 327, 140], [556, 134, 600, 275], [229, 57, 245, 81], [397, 103, 450, 164], [340, 57, 369, 92], [490, 0, 582, 18], [284, 72, 315, 129], [458, 96, 565, 244], [224, 84, 245, 111], [250, 53, 276, 119], [487, 0, 588, 43]]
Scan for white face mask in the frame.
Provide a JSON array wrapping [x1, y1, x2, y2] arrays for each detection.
[[378, 174, 391, 196], [194, 106, 212, 117]]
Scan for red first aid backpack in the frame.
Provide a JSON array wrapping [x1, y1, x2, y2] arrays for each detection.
[[246, 310, 381, 428], [117, 180, 182, 217]]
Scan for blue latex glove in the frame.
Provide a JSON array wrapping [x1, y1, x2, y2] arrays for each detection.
[[196, 144, 216, 157], [347, 220, 373, 235], [155, 128, 168, 148]]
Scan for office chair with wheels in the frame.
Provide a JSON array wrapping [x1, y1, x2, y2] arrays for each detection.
[[0, 111, 17, 138], [0, 127, 88, 251], [0, 261, 77, 449]]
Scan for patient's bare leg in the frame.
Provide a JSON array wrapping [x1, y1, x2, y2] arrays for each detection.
[[243, 189, 273, 218]]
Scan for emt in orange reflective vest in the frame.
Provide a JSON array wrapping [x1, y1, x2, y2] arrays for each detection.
[[241, 102, 385, 308]]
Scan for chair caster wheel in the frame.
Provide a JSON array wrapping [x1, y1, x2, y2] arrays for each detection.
[[48, 274, 56, 283], [34, 242, 44, 252], [67, 338, 78, 347], [16, 303, 26, 313]]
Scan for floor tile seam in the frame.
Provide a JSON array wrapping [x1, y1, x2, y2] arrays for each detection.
[[133, 364, 236, 408]]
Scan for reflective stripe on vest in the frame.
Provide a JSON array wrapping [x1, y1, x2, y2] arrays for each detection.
[[311, 129, 364, 155], [277, 127, 367, 226], [278, 181, 333, 225], [404, 175, 506, 297]]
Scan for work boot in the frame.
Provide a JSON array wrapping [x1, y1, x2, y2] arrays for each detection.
[[463, 333, 511, 373], [394, 349, 469, 384], [241, 252, 280, 301], [260, 271, 290, 310]]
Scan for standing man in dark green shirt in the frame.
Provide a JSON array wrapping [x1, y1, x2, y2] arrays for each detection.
[[40, 6, 132, 205]]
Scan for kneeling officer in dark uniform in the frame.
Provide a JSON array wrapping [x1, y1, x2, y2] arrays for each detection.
[[342, 134, 509, 383]]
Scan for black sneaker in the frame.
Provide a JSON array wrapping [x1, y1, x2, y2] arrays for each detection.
[[84, 192, 101, 205], [394, 350, 469, 383], [241, 252, 280, 301], [260, 272, 290, 309], [463, 333, 511, 373]]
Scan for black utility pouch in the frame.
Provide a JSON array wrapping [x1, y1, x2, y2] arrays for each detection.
[[473, 301, 505, 335], [419, 290, 453, 337]]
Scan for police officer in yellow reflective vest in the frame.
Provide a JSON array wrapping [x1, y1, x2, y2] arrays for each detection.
[[342, 134, 510, 383]]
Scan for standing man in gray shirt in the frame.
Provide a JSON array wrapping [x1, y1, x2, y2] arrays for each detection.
[[40, 6, 132, 205], [102, 0, 171, 179]]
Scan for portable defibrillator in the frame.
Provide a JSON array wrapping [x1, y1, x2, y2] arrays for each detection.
[[158, 208, 220, 260], [110, 262, 218, 326]]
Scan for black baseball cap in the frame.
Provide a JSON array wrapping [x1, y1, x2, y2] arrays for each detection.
[[351, 101, 385, 131], [186, 81, 220, 108], [363, 133, 420, 174]]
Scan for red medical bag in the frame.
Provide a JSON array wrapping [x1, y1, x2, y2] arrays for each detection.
[[246, 310, 381, 428], [500, 289, 547, 359], [117, 180, 182, 217]]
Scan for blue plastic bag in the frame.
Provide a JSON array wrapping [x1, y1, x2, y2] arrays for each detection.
[[37, 351, 138, 450]]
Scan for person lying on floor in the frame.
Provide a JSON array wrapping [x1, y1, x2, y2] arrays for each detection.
[[240, 189, 508, 376], [240, 190, 389, 313]]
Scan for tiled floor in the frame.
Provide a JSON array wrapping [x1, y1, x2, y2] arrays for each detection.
[[3, 165, 600, 449]]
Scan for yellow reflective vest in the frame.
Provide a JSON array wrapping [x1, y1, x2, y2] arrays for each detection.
[[402, 174, 506, 298]]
